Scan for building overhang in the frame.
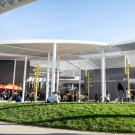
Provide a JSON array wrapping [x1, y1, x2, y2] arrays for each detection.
[[0, 39, 108, 58], [0, 0, 36, 14]]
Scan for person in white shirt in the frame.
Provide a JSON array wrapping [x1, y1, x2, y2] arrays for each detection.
[[125, 88, 131, 102], [106, 92, 111, 102]]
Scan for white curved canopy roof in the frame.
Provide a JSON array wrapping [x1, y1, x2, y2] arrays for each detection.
[[0, 40, 108, 75], [0, 40, 108, 58], [0, 0, 35, 14], [112, 40, 135, 67]]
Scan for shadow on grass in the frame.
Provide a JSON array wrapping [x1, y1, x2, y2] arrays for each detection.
[[0, 103, 56, 110], [0, 102, 129, 111], [0, 102, 91, 111], [27, 114, 135, 124]]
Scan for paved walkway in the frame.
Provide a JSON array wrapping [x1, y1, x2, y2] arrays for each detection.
[[0, 122, 134, 135]]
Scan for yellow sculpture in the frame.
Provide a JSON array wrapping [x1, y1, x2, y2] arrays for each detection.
[[84, 72, 91, 101], [124, 57, 131, 91], [33, 65, 40, 101]]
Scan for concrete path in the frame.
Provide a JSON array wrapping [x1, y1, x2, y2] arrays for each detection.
[[0, 122, 134, 135]]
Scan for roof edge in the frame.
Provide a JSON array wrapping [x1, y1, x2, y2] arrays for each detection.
[[0, 39, 108, 46], [110, 39, 135, 46]]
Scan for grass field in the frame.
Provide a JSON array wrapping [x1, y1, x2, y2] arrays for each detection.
[[0, 102, 135, 133]]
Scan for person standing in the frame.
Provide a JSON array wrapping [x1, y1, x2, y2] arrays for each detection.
[[117, 82, 124, 103]]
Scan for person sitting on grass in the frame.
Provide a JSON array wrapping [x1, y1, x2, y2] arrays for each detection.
[[15, 94, 21, 102], [29, 90, 34, 102], [105, 92, 111, 102], [95, 94, 100, 102], [57, 92, 61, 102], [125, 88, 131, 102], [47, 91, 60, 103]]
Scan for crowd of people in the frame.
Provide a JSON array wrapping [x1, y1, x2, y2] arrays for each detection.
[[0, 90, 21, 102], [0, 90, 39, 102], [0, 82, 133, 103], [47, 90, 81, 103], [95, 82, 133, 103]]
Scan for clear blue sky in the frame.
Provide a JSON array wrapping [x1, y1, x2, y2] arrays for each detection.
[[0, 0, 135, 43]]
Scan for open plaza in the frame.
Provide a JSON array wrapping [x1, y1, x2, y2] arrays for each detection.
[[0, 0, 135, 134]]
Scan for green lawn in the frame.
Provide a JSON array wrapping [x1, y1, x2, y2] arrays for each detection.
[[0, 102, 135, 133]]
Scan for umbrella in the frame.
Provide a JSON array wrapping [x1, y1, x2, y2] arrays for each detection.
[[4, 83, 22, 91], [0, 84, 4, 90]]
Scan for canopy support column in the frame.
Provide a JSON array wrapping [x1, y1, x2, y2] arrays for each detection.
[[13, 59, 16, 85], [56, 56, 60, 92], [85, 59, 88, 76], [101, 50, 106, 102], [22, 56, 27, 102], [51, 43, 57, 94], [78, 58, 81, 102], [46, 52, 50, 101], [72, 71, 75, 101]]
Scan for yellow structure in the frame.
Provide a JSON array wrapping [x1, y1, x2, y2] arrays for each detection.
[[33, 65, 40, 101], [124, 57, 132, 91], [84, 72, 91, 100]]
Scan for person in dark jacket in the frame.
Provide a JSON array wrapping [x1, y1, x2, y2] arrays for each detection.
[[117, 82, 124, 103], [15, 94, 21, 102]]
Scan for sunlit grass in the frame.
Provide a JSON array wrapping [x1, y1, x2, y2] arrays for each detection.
[[0, 102, 135, 133]]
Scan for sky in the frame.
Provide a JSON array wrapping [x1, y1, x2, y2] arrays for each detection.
[[0, 0, 135, 43]]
